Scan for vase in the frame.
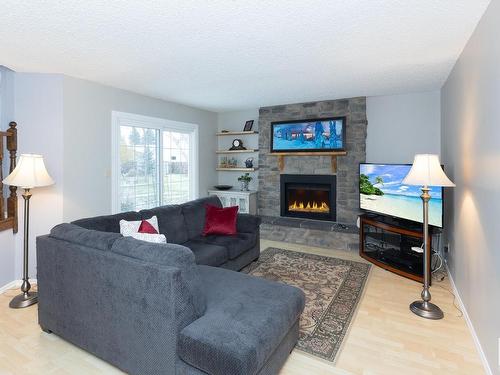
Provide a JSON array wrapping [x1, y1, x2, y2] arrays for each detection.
[[240, 180, 249, 191]]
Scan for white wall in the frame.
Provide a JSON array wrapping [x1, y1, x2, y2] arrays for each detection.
[[13, 73, 64, 278], [62, 76, 218, 221], [366, 91, 441, 163], [441, 1, 499, 373], [217, 109, 259, 190], [0, 66, 16, 288]]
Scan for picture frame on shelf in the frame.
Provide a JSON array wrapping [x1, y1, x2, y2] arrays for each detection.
[[219, 156, 237, 168], [243, 120, 254, 132]]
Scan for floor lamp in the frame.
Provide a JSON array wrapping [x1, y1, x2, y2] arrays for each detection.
[[402, 154, 455, 320], [2, 154, 54, 309]]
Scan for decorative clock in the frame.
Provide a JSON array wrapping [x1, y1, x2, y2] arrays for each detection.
[[229, 139, 246, 150]]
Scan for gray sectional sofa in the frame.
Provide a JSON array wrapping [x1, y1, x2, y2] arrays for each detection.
[[71, 196, 261, 271], [36, 196, 305, 375]]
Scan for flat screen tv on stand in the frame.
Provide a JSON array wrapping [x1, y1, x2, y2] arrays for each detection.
[[358, 162, 444, 283], [359, 163, 444, 228]]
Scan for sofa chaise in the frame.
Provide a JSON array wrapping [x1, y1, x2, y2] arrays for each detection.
[[36, 196, 305, 375]]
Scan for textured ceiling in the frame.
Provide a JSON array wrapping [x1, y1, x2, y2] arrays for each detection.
[[0, 0, 490, 112]]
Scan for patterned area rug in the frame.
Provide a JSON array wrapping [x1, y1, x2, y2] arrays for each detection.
[[242, 247, 371, 362]]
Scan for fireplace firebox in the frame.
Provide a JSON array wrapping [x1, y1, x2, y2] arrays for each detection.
[[280, 174, 336, 221]]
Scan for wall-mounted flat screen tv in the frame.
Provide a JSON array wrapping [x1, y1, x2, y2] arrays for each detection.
[[359, 163, 443, 227], [270, 117, 346, 153]]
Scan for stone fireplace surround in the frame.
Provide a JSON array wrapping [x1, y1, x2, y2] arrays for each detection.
[[257, 97, 367, 251]]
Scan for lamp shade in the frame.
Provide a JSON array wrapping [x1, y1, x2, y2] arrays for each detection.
[[403, 154, 455, 187], [2, 154, 55, 189]]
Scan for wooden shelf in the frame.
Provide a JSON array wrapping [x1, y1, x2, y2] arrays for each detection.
[[216, 131, 258, 136], [269, 151, 347, 172], [216, 167, 258, 172], [216, 149, 259, 154], [208, 189, 258, 194], [215, 130, 258, 172]]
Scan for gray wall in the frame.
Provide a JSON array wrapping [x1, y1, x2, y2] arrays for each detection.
[[0, 67, 16, 287], [217, 91, 441, 177], [218, 93, 442, 223], [441, 1, 499, 373], [13, 73, 65, 279], [0, 72, 64, 284], [0, 72, 218, 286], [62, 76, 218, 221], [366, 91, 441, 163], [0, 67, 15, 132]]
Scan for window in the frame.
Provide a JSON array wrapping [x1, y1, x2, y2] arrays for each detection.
[[112, 112, 198, 213]]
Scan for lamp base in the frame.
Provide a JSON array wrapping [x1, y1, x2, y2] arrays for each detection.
[[9, 291, 38, 309], [410, 300, 444, 320]]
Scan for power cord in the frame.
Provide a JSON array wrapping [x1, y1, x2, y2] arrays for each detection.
[[431, 251, 444, 274], [411, 240, 463, 317], [431, 262, 463, 317], [435, 282, 463, 318]]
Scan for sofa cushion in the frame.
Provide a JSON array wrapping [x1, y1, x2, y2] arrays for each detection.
[[138, 220, 158, 234], [179, 266, 305, 375], [140, 205, 189, 244], [72, 211, 142, 233], [50, 223, 122, 251], [202, 204, 238, 236], [181, 196, 222, 240], [192, 232, 257, 260], [111, 237, 206, 318], [119, 216, 160, 236], [183, 240, 229, 267]]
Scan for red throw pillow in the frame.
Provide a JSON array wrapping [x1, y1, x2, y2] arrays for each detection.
[[138, 220, 159, 234], [202, 204, 239, 236]]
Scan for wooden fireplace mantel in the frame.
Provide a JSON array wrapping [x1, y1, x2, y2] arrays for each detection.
[[270, 151, 347, 173]]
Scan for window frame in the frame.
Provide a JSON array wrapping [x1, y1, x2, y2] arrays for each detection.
[[111, 111, 199, 213]]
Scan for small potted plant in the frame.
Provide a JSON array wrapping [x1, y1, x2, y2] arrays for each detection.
[[238, 173, 252, 191]]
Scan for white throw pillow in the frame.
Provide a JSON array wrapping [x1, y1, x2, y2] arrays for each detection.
[[130, 232, 167, 243], [119, 216, 160, 236]]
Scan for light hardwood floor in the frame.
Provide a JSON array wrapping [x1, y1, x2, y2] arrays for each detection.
[[0, 240, 485, 375]]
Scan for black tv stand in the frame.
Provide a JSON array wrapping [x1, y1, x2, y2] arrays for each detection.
[[359, 213, 432, 283]]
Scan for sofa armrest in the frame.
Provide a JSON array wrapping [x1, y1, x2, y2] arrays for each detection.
[[236, 214, 261, 233]]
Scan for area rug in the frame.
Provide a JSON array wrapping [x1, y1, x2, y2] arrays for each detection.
[[242, 247, 371, 362]]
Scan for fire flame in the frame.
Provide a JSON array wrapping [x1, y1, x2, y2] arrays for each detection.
[[288, 201, 329, 213]]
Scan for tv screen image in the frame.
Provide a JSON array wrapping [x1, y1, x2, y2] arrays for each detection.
[[271, 117, 345, 153], [359, 163, 443, 227]]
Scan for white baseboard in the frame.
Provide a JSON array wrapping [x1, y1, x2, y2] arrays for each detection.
[[446, 266, 493, 375], [0, 279, 38, 295], [0, 280, 21, 295]]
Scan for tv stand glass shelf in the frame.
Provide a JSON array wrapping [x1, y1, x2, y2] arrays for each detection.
[[359, 214, 432, 283]]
